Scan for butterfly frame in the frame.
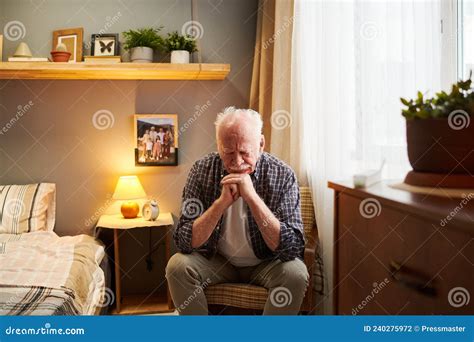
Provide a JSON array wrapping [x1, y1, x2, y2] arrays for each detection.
[[91, 34, 119, 56]]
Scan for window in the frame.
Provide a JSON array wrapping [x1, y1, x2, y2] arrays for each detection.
[[458, 0, 474, 78]]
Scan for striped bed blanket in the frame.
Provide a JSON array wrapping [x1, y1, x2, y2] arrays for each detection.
[[0, 231, 105, 315]]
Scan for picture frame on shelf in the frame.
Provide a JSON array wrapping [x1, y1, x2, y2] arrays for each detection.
[[0, 35, 3, 61], [134, 114, 178, 166], [91, 34, 119, 56], [52, 27, 83, 62]]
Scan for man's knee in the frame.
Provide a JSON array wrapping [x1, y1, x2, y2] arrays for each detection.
[[165, 252, 199, 280], [281, 259, 310, 290], [265, 259, 309, 311]]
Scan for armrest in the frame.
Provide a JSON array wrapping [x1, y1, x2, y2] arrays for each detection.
[[304, 222, 319, 258], [302, 223, 319, 312]]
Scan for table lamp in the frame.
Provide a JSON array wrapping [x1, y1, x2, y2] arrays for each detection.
[[113, 175, 147, 219]]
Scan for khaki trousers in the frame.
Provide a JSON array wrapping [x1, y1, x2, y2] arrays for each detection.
[[165, 252, 309, 315]]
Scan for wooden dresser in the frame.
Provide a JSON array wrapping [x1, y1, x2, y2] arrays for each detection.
[[328, 181, 473, 315]]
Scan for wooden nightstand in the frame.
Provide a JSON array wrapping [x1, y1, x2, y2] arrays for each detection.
[[329, 180, 474, 315], [96, 213, 174, 315]]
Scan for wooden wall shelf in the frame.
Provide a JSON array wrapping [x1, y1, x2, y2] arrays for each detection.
[[0, 62, 230, 80]]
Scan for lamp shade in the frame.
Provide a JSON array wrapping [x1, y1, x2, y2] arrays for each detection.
[[112, 175, 147, 200]]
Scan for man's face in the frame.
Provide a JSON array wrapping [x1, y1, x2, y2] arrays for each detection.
[[217, 124, 264, 174]]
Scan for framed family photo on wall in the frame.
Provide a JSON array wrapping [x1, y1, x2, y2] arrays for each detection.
[[134, 114, 178, 166]]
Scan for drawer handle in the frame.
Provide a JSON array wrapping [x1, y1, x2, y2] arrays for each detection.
[[389, 260, 437, 297]]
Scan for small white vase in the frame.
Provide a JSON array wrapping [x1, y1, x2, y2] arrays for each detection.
[[171, 50, 190, 64], [130, 47, 153, 63]]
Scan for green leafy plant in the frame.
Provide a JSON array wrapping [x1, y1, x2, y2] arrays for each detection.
[[164, 31, 197, 53], [401, 73, 474, 119], [122, 27, 164, 51]]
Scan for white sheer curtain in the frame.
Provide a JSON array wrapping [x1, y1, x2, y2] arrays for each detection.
[[291, 0, 442, 313]]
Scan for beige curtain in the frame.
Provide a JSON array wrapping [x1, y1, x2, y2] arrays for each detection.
[[249, 0, 306, 182]]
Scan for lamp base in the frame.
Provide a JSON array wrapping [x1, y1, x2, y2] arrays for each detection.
[[121, 201, 139, 219]]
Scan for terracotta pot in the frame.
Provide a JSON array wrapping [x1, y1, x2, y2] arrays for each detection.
[[50, 51, 71, 62], [406, 116, 474, 174]]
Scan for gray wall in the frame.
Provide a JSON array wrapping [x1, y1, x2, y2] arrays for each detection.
[[0, 0, 258, 238]]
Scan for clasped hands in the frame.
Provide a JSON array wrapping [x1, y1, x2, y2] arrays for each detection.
[[217, 173, 256, 209]]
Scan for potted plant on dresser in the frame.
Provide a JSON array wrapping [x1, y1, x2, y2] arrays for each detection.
[[400, 74, 474, 187], [122, 27, 164, 63], [164, 31, 197, 64]]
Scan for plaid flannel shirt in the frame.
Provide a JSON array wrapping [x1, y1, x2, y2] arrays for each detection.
[[174, 152, 305, 262]]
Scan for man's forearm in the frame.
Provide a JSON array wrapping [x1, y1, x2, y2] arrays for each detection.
[[246, 194, 280, 251], [191, 199, 226, 248]]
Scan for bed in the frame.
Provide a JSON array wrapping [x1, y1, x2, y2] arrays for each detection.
[[0, 183, 107, 315], [0, 232, 106, 315]]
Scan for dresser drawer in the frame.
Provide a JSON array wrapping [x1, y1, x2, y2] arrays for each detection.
[[335, 192, 473, 315]]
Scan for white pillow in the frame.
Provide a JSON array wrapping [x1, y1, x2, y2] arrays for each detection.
[[0, 183, 56, 234]]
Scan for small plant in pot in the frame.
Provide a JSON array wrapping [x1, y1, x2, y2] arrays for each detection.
[[51, 43, 71, 62], [400, 74, 474, 186], [164, 31, 197, 64], [122, 27, 164, 63]]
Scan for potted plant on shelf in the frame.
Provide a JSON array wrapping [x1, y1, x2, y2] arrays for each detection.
[[50, 43, 71, 62], [164, 31, 197, 64], [400, 74, 474, 186], [122, 27, 164, 63]]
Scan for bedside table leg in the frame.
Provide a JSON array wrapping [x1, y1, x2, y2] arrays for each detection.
[[114, 229, 122, 313]]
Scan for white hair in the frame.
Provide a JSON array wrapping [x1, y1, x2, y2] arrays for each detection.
[[214, 106, 263, 138]]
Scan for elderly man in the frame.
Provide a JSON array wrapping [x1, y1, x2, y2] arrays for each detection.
[[166, 107, 308, 315]]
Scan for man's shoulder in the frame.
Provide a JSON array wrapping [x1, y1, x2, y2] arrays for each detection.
[[191, 152, 221, 173], [260, 152, 295, 178], [194, 152, 220, 165]]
